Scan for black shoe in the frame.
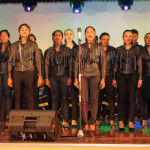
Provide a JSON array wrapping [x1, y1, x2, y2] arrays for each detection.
[[129, 128, 134, 132], [119, 128, 125, 131], [123, 120, 128, 126], [71, 124, 77, 128]]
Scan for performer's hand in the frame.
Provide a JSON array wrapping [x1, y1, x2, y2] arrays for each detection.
[[8, 78, 13, 87], [100, 78, 105, 90], [37, 76, 43, 87], [137, 80, 142, 88], [74, 78, 79, 89], [67, 78, 72, 86], [112, 80, 117, 88], [46, 80, 50, 88]]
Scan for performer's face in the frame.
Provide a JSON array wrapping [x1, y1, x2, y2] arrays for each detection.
[[85, 27, 96, 43], [145, 33, 150, 47], [0, 31, 9, 44], [123, 31, 133, 45], [133, 33, 138, 45], [19, 25, 30, 38], [54, 31, 63, 44], [64, 30, 74, 43], [100, 35, 110, 48]]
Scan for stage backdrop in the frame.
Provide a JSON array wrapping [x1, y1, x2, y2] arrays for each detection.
[[0, 1, 150, 53]]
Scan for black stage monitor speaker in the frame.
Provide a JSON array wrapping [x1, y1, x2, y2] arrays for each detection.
[[8, 110, 59, 141]]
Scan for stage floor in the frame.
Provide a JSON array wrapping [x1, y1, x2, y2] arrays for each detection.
[[0, 143, 150, 150], [0, 121, 150, 144]]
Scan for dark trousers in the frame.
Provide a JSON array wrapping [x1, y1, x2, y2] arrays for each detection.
[[13, 71, 34, 110], [82, 76, 100, 125], [33, 76, 39, 110], [141, 75, 150, 120], [50, 75, 69, 122], [117, 72, 138, 122], [0, 73, 11, 121], [70, 78, 79, 120], [97, 75, 115, 120], [135, 87, 142, 118]]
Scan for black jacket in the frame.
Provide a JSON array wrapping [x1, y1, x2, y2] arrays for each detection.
[[34, 48, 44, 79], [75, 41, 106, 79], [113, 45, 142, 80], [8, 40, 42, 78], [104, 45, 116, 76], [45, 45, 72, 80], [0, 42, 11, 74], [134, 42, 143, 50], [141, 46, 150, 77], [64, 43, 78, 74]]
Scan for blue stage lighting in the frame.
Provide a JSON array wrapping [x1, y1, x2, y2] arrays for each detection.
[[26, 7, 31, 12], [118, 0, 133, 11], [124, 5, 129, 10], [70, 0, 85, 14], [22, 2, 37, 12], [74, 9, 80, 14]]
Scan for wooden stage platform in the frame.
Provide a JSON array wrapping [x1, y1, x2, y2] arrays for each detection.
[[0, 120, 150, 145]]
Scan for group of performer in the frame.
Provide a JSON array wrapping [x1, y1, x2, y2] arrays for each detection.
[[0, 23, 150, 132]]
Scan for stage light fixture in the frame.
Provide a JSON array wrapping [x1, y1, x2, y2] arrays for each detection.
[[22, 1, 37, 12], [118, 0, 133, 11], [70, 0, 85, 14]]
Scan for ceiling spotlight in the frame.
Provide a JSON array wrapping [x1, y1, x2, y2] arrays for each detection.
[[22, 1, 37, 12], [118, 0, 133, 11], [70, 0, 85, 14]]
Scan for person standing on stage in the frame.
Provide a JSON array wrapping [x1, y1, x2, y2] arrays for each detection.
[[64, 29, 78, 127], [8, 23, 42, 110], [96, 32, 116, 128], [0, 30, 12, 127], [45, 30, 72, 129], [74, 26, 106, 131], [112, 30, 142, 131], [131, 29, 143, 120], [140, 33, 150, 128], [28, 34, 44, 109]]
